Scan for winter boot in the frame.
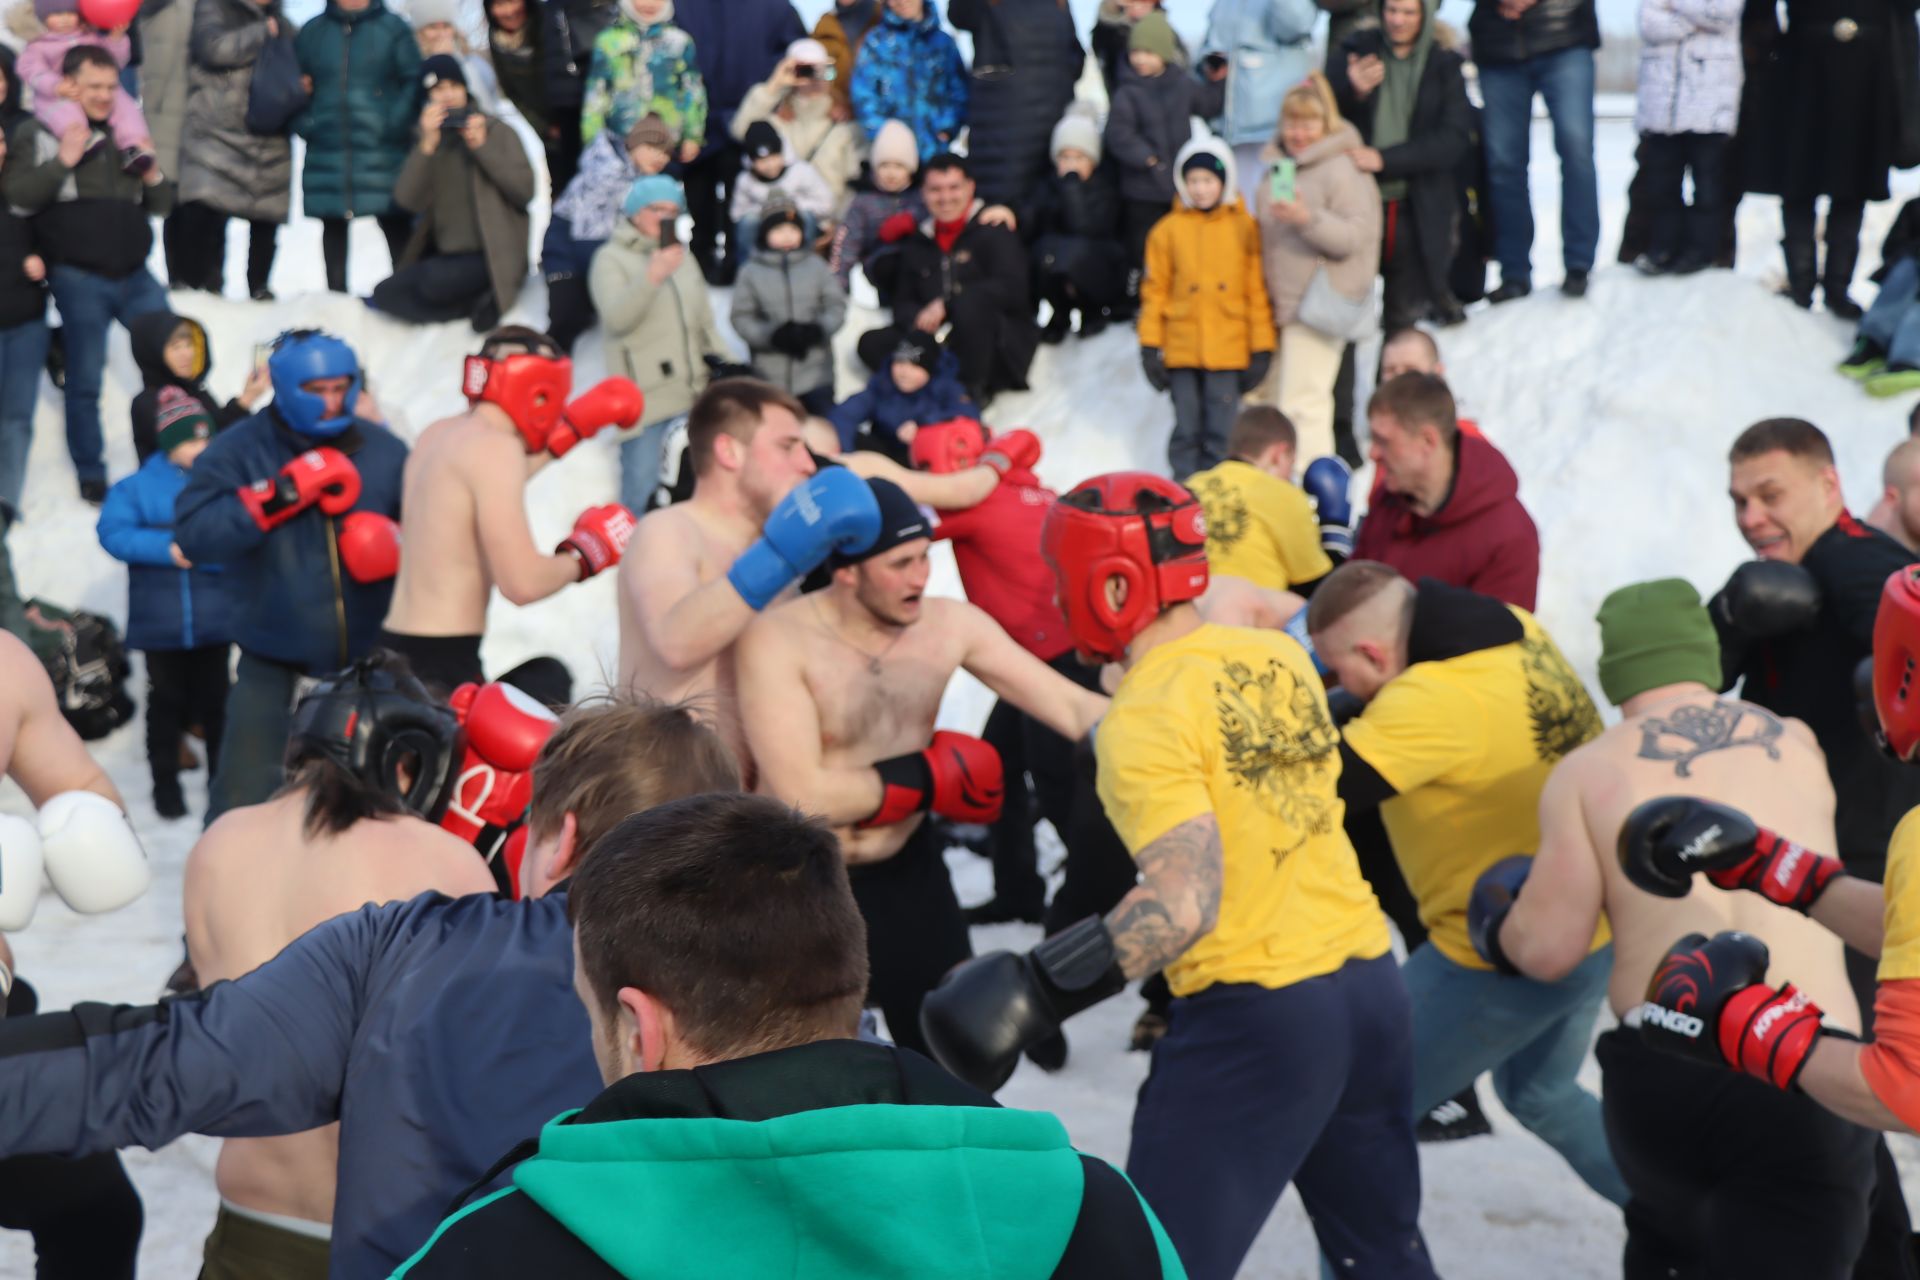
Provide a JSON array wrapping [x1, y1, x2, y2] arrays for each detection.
[[1781, 237, 1817, 309], [1823, 207, 1865, 321], [1840, 337, 1889, 380], [1076, 307, 1109, 339]]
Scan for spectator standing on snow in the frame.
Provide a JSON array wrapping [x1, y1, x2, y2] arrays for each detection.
[[579, 0, 703, 150], [0, 121, 46, 523], [849, 0, 968, 165], [539, 0, 618, 189], [136, 0, 198, 279], [1105, 11, 1226, 288], [949, 0, 1083, 211], [731, 197, 847, 415], [294, 0, 423, 293], [1201, 0, 1320, 202], [487, 0, 551, 162], [1840, 198, 1920, 398], [811, 0, 880, 111], [1090, 0, 1187, 97], [543, 113, 669, 351], [1024, 103, 1127, 344], [828, 117, 923, 294], [730, 38, 863, 212], [1629, 0, 1740, 277]]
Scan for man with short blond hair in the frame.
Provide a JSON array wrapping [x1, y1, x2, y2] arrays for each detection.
[[1868, 437, 1920, 551]]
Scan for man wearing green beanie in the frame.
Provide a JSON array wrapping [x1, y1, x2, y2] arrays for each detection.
[[1480, 577, 1900, 1276]]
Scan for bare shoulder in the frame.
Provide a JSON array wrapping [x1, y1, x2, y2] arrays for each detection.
[[743, 593, 813, 652], [630, 502, 702, 553], [186, 801, 277, 883], [355, 815, 496, 900]]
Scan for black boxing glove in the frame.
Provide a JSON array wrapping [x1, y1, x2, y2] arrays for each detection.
[[1467, 855, 1531, 976], [920, 916, 1128, 1092], [1617, 796, 1843, 912], [1639, 931, 1826, 1090], [1710, 561, 1821, 641]]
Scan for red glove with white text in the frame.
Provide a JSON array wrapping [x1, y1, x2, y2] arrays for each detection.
[[1638, 931, 1828, 1091], [238, 448, 360, 532], [546, 378, 644, 458], [558, 503, 636, 579], [441, 681, 559, 895], [981, 429, 1042, 477], [861, 731, 1004, 828]]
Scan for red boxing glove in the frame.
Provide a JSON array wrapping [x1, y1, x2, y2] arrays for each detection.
[[441, 681, 560, 896], [547, 378, 644, 458], [558, 503, 636, 580], [981, 429, 1042, 477], [337, 511, 401, 583], [1638, 930, 1827, 1091], [861, 730, 1004, 828], [237, 447, 361, 532], [1704, 825, 1847, 913], [879, 211, 919, 244]]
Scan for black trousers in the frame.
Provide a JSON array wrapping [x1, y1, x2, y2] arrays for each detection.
[[143, 644, 231, 804], [1638, 132, 1731, 263], [545, 106, 584, 194], [984, 651, 1101, 914], [376, 628, 574, 706], [680, 141, 740, 280], [1121, 198, 1164, 274], [545, 274, 597, 353], [848, 820, 972, 1057], [170, 201, 280, 297], [369, 252, 491, 326], [320, 212, 416, 294]]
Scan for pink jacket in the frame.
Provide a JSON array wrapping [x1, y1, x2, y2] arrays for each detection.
[[18, 26, 132, 99]]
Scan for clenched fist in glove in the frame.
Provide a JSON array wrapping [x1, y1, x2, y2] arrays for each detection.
[[1467, 855, 1532, 976], [1617, 796, 1844, 913], [1639, 930, 1827, 1091], [981, 429, 1041, 478], [1301, 456, 1354, 560], [338, 511, 402, 583], [727, 467, 881, 610], [862, 730, 1004, 828], [559, 504, 636, 579], [239, 447, 361, 532], [442, 681, 559, 895], [1711, 561, 1821, 640], [546, 378, 644, 458]]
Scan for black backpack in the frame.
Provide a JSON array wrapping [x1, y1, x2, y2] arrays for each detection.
[[20, 600, 135, 741]]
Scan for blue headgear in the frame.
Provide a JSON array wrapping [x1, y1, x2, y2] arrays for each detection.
[[268, 330, 363, 438]]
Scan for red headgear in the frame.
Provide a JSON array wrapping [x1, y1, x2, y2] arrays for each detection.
[[462, 329, 573, 453], [1040, 472, 1209, 664], [910, 418, 988, 474], [1875, 565, 1920, 761]]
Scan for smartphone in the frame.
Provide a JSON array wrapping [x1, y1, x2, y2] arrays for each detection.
[[252, 342, 272, 369], [659, 217, 680, 249], [1269, 158, 1296, 205], [1342, 26, 1387, 59]]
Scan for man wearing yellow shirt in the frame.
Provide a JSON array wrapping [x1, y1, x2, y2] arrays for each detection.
[[1307, 560, 1627, 1208], [1184, 406, 1335, 592], [922, 473, 1434, 1280]]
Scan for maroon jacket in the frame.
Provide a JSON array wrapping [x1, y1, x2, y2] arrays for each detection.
[[1352, 431, 1540, 610]]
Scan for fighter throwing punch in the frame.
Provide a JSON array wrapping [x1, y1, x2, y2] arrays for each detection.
[[380, 328, 644, 699], [737, 477, 1108, 1057], [922, 474, 1434, 1280]]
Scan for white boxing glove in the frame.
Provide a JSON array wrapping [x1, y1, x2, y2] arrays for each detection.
[[37, 790, 150, 915], [0, 814, 43, 932]]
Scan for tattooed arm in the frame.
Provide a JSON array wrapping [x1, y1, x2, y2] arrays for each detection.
[[1103, 814, 1224, 979]]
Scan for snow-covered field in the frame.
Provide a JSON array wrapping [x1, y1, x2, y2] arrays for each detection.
[[3, 106, 1919, 1276]]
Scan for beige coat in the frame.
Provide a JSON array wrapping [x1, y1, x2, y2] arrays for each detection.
[[589, 218, 730, 430], [392, 112, 534, 317], [731, 82, 864, 212], [1253, 122, 1382, 328], [136, 0, 194, 175]]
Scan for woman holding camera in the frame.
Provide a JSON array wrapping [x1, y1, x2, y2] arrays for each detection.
[[730, 37, 864, 214]]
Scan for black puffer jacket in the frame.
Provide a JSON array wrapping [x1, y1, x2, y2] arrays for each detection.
[[1466, 0, 1599, 65], [1023, 163, 1126, 306], [1104, 68, 1225, 205], [949, 0, 1084, 209], [540, 0, 617, 112]]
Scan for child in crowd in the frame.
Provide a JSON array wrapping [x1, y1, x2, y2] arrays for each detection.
[[829, 118, 925, 296], [1139, 137, 1274, 478], [1025, 102, 1127, 342], [1091, 0, 1189, 96], [95, 389, 235, 820], [731, 197, 847, 415], [580, 0, 704, 159], [543, 114, 673, 352], [20, 0, 156, 174], [827, 333, 976, 463], [730, 120, 835, 266], [128, 311, 269, 464], [1631, 0, 1740, 277], [1105, 9, 1225, 288], [1842, 198, 1920, 398]]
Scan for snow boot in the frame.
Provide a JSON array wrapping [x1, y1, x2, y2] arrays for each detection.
[[1824, 202, 1866, 320], [1866, 364, 1920, 398], [1840, 337, 1889, 381], [1782, 234, 1817, 308]]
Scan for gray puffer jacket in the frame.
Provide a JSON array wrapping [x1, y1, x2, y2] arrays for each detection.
[[731, 243, 847, 397], [180, 0, 295, 222], [137, 0, 195, 174]]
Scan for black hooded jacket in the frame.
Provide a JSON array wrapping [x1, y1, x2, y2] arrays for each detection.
[[128, 312, 250, 463]]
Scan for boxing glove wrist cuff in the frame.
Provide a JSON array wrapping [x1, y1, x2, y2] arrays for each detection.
[[861, 751, 933, 829], [1720, 982, 1826, 1091], [1030, 916, 1128, 1021], [1712, 828, 1846, 913], [727, 540, 800, 612], [238, 477, 300, 532], [1477, 903, 1520, 977]]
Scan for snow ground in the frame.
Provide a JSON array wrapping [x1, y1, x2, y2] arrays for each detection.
[[4, 113, 1920, 1276]]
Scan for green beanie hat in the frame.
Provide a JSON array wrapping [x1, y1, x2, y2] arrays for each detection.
[[154, 386, 216, 457], [1595, 579, 1722, 707], [1129, 10, 1179, 62]]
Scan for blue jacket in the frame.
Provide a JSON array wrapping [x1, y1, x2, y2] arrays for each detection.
[[293, 0, 422, 218], [826, 349, 978, 450], [96, 455, 237, 653], [173, 411, 407, 673], [0, 891, 601, 1280], [671, 0, 804, 138], [848, 0, 969, 162], [1200, 0, 1320, 146]]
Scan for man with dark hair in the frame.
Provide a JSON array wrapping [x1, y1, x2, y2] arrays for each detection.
[[0, 694, 744, 1278], [393, 793, 1181, 1279], [616, 378, 880, 769], [181, 653, 494, 1277], [3, 43, 172, 503]]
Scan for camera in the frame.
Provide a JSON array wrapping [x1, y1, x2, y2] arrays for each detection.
[[794, 63, 816, 80], [440, 107, 472, 131], [1342, 26, 1387, 58], [1200, 51, 1229, 74]]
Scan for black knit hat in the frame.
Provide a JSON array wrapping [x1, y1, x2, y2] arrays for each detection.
[[1181, 150, 1226, 181], [421, 53, 466, 90], [744, 120, 782, 161], [832, 478, 928, 568], [890, 336, 940, 377]]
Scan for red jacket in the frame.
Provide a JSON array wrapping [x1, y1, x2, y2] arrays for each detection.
[[932, 469, 1073, 661], [1353, 430, 1540, 610]]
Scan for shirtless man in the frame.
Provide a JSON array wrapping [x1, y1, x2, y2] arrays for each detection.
[[1479, 578, 1881, 1278], [616, 379, 879, 766], [736, 477, 1108, 1055], [380, 328, 643, 697], [183, 651, 495, 1278]]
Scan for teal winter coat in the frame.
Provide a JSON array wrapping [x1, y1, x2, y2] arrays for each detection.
[[293, 0, 422, 219]]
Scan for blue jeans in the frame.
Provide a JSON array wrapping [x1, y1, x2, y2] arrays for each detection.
[[1404, 941, 1628, 1206], [48, 265, 168, 486], [1478, 45, 1600, 282], [619, 413, 688, 513], [1864, 256, 1920, 368], [1166, 367, 1241, 478], [0, 317, 49, 517]]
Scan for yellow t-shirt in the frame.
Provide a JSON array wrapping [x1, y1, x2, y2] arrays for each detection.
[[1184, 460, 1333, 592], [1096, 623, 1391, 997], [1340, 609, 1610, 970], [1879, 809, 1920, 981]]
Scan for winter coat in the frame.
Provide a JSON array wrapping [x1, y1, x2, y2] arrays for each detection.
[[1253, 122, 1382, 328], [829, 181, 925, 286], [949, 0, 1085, 208], [1718, 515, 1920, 876], [1316, 0, 1372, 77], [590, 218, 730, 427], [393, 1040, 1183, 1280], [1330, 24, 1473, 315], [849, 0, 969, 161], [730, 83, 863, 209], [731, 245, 847, 396], [1023, 162, 1127, 307], [813, 0, 882, 110], [1635, 0, 1742, 135], [1105, 67, 1226, 205], [391, 112, 535, 317], [292, 0, 422, 219], [729, 153, 836, 225], [549, 129, 638, 245], [487, 3, 549, 137], [671, 0, 805, 138], [1351, 429, 1540, 611], [890, 200, 1039, 401], [1875, 198, 1920, 282], [4, 117, 174, 277], [1140, 138, 1276, 371], [1467, 0, 1600, 64], [0, 191, 44, 332], [97, 454, 237, 652], [128, 312, 250, 464], [579, 13, 705, 146], [827, 348, 977, 447], [173, 409, 407, 672], [181, 0, 295, 223], [137, 0, 195, 174], [1200, 0, 1320, 146], [540, 0, 617, 112]]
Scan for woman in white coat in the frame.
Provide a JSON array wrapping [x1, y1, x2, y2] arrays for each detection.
[[1631, 0, 1741, 275]]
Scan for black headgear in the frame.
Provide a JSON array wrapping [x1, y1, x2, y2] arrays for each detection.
[[285, 655, 463, 821]]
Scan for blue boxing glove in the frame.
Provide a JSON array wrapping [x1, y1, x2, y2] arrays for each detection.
[[1282, 607, 1329, 675], [1468, 855, 1532, 976], [727, 468, 882, 610], [1301, 456, 1354, 560]]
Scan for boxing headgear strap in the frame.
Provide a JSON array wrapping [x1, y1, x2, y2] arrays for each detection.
[[463, 341, 574, 454], [1040, 471, 1209, 664], [909, 418, 988, 475], [286, 657, 464, 821], [1875, 565, 1920, 762]]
